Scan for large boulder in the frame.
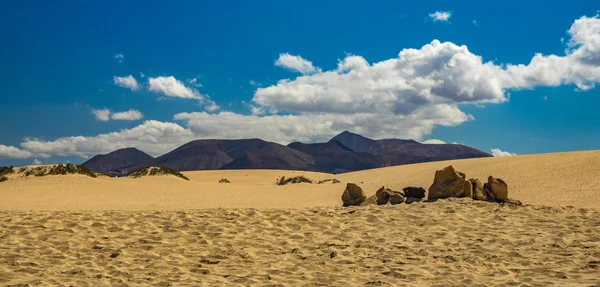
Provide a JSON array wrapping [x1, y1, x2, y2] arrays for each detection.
[[375, 186, 405, 205], [427, 166, 471, 200], [342, 183, 367, 206], [484, 176, 508, 202], [402, 187, 426, 199], [469, 178, 487, 201]]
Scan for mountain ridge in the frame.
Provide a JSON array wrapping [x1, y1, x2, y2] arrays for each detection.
[[82, 131, 492, 176]]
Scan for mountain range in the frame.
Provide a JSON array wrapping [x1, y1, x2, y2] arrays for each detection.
[[82, 131, 492, 176]]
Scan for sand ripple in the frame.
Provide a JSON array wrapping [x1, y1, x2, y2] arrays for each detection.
[[1, 199, 599, 286]]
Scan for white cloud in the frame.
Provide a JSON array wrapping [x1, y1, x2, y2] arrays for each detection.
[[187, 77, 203, 87], [542, 95, 548, 100], [140, 72, 145, 78], [175, 104, 469, 144], [113, 75, 140, 91], [275, 53, 321, 74], [92, 108, 111, 121], [33, 158, 43, 165], [472, 20, 479, 27], [20, 120, 196, 158], [111, 109, 144, 121], [422, 139, 446, 144], [491, 148, 517, 157], [114, 54, 124, 63], [148, 76, 219, 111], [0, 144, 33, 159], [148, 76, 201, 99], [429, 11, 452, 22], [92, 108, 144, 121]]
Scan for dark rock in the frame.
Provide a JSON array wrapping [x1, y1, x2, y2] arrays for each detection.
[[405, 197, 422, 204], [402, 187, 426, 199], [376, 186, 405, 205]]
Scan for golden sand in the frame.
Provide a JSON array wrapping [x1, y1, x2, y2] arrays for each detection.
[[1, 151, 600, 285]]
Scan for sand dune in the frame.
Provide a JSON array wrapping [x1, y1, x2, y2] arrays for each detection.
[[1, 150, 600, 210], [1, 151, 600, 286]]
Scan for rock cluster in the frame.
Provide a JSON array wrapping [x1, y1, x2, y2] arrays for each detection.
[[341, 184, 426, 207], [341, 165, 521, 207], [427, 165, 519, 204]]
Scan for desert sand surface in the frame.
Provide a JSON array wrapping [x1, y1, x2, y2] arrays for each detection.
[[1, 151, 600, 286]]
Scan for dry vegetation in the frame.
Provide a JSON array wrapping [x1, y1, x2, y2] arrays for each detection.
[[127, 166, 189, 180], [18, 164, 96, 178], [317, 178, 341, 184], [276, 175, 313, 185]]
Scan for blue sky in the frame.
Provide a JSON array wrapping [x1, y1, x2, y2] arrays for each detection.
[[1, 0, 599, 166]]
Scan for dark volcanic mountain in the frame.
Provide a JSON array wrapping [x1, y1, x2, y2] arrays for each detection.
[[82, 147, 154, 176], [153, 139, 315, 171], [330, 131, 492, 166], [287, 140, 384, 173], [85, 131, 492, 176]]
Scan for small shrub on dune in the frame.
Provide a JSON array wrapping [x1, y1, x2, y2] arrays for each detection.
[[128, 166, 189, 181], [219, 178, 231, 183], [317, 178, 341, 184], [276, 175, 313, 185], [0, 175, 8, 183], [0, 166, 14, 177]]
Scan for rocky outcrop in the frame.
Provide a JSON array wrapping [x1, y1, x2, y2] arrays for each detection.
[[342, 183, 367, 206], [342, 166, 521, 207], [484, 176, 508, 202], [402, 186, 426, 199], [427, 166, 471, 200], [375, 186, 405, 205]]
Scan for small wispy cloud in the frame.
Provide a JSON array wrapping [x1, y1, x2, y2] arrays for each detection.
[[113, 75, 140, 91], [542, 95, 548, 100], [472, 20, 479, 27], [114, 54, 124, 63], [421, 139, 446, 144], [92, 108, 111, 121], [92, 108, 144, 121], [429, 11, 452, 22], [187, 77, 203, 87], [249, 80, 262, 87]]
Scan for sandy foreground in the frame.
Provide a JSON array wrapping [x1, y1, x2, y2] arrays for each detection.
[[1, 151, 600, 286]]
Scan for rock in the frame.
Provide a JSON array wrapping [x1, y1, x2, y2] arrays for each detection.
[[462, 180, 473, 198], [469, 178, 486, 201], [485, 176, 508, 201], [360, 195, 378, 206], [427, 165, 471, 200], [375, 186, 405, 205], [405, 197, 422, 204], [503, 198, 522, 206], [342, 183, 367, 206], [389, 192, 405, 205], [375, 186, 391, 205], [402, 187, 426, 199]]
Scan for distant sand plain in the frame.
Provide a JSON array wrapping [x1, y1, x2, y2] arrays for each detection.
[[1, 151, 599, 286]]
